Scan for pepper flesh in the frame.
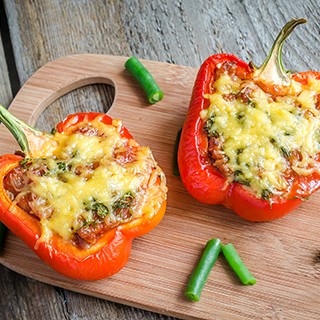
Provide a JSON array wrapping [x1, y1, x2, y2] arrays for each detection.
[[0, 112, 167, 280], [178, 19, 320, 221]]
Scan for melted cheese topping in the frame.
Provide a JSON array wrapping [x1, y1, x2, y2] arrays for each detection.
[[23, 118, 167, 243], [201, 73, 320, 198]]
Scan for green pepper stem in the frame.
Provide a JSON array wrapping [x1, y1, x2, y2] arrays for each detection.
[[0, 103, 47, 155], [254, 18, 307, 86]]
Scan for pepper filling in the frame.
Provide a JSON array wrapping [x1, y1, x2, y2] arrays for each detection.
[[3, 118, 167, 249], [201, 61, 320, 200]]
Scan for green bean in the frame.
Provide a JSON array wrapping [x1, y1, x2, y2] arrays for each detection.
[[222, 243, 256, 285], [184, 238, 222, 302], [125, 56, 164, 104], [172, 128, 182, 176], [0, 222, 7, 255]]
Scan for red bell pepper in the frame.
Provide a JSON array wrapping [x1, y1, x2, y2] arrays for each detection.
[[178, 19, 320, 221], [0, 109, 167, 280]]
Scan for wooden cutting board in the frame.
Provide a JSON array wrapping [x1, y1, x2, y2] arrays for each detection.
[[0, 54, 319, 320]]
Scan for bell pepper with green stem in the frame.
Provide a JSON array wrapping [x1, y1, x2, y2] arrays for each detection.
[[0, 107, 167, 280], [178, 19, 320, 221]]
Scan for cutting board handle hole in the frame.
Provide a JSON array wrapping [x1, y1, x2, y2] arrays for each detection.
[[35, 83, 115, 132]]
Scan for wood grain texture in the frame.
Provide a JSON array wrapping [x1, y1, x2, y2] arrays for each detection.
[[1, 0, 320, 319]]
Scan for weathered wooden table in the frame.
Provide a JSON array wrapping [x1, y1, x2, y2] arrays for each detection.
[[0, 1, 319, 319]]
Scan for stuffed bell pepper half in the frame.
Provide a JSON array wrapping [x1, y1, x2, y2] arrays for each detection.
[[0, 109, 167, 280], [178, 19, 320, 221]]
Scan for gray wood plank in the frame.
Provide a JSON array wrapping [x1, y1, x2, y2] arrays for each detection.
[[1, 0, 320, 319], [4, 0, 320, 80]]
